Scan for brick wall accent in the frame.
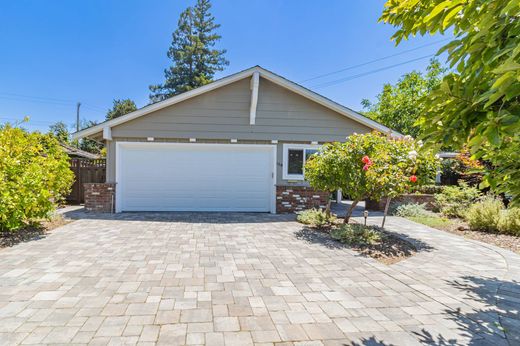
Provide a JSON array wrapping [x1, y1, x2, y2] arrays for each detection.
[[84, 183, 116, 213], [366, 194, 436, 211], [276, 186, 329, 213]]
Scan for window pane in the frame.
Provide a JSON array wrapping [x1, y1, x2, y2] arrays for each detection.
[[288, 149, 304, 175], [305, 149, 318, 160]]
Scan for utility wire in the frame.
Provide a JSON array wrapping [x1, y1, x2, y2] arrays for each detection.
[[0, 93, 106, 113], [311, 54, 435, 89], [0, 116, 57, 125], [300, 38, 449, 83]]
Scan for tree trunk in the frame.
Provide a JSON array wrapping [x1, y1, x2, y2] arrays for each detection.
[[381, 197, 392, 228], [325, 193, 332, 218], [344, 200, 359, 224]]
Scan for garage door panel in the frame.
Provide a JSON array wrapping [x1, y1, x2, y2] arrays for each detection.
[[117, 143, 273, 212]]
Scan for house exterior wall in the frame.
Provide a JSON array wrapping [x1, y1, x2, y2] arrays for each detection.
[[109, 77, 371, 141], [105, 76, 373, 188]]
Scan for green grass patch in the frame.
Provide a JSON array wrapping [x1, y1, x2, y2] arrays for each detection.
[[408, 216, 454, 230]]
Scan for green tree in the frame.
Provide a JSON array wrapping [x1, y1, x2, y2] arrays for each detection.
[[149, 0, 228, 102], [106, 99, 137, 121], [0, 123, 74, 231], [304, 142, 344, 217], [362, 59, 445, 137], [380, 0, 520, 205], [305, 132, 439, 225], [78, 120, 103, 155], [49, 121, 70, 143]]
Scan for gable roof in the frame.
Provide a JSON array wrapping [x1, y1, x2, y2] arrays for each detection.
[[60, 143, 101, 159], [72, 66, 398, 139]]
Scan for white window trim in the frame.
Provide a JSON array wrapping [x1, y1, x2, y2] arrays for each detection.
[[282, 143, 320, 180]]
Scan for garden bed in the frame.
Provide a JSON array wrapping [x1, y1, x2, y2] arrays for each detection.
[[444, 226, 520, 254], [411, 216, 520, 254], [296, 209, 419, 264], [0, 216, 69, 249], [396, 208, 520, 254], [338, 227, 417, 264]]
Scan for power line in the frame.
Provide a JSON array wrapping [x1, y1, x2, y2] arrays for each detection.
[[311, 54, 435, 89], [299, 38, 449, 83], [0, 116, 57, 125], [0, 93, 106, 113], [0, 92, 76, 104]]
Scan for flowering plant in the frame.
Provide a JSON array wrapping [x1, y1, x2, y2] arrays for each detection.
[[305, 131, 440, 224]]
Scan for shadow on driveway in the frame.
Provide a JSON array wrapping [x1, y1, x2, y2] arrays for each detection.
[[412, 276, 520, 345], [61, 207, 296, 224]]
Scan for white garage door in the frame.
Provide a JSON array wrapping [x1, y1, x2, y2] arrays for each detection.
[[116, 143, 275, 212]]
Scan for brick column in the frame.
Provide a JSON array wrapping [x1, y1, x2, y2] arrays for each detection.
[[276, 186, 329, 213], [84, 183, 116, 213]]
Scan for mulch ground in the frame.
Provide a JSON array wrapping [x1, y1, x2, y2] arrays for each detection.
[[444, 223, 520, 255], [301, 222, 418, 265], [348, 230, 417, 264], [0, 216, 70, 249]]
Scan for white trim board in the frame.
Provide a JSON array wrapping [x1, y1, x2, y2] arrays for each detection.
[[282, 143, 321, 181], [72, 66, 400, 140]]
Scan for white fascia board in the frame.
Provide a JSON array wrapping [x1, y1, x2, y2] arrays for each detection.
[[71, 67, 260, 140], [249, 71, 260, 125], [102, 127, 112, 141]]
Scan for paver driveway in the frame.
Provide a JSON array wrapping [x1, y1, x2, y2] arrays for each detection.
[[0, 211, 519, 346]]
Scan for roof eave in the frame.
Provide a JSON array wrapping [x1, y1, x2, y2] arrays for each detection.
[[72, 65, 401, 140]]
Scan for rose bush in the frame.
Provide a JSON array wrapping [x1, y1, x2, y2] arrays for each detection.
[[305, 132, 440, 225]]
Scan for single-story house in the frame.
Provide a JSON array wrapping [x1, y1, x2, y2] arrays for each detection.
[[72, 66, 396, 213]]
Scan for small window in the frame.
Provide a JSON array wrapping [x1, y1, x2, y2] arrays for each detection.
[[283, 144, 320, 180], [288, 149, 304, 175]]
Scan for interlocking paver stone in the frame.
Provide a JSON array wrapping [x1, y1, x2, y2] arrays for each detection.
[[0, 209, 518, 345]]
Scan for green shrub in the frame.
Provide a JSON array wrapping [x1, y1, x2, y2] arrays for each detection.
[[297, 208, 336, 228], [465, 196, 503, 233], [0, 124, 74, 231], [330, 224, 382, 245], [498, 208, 520, 236], [435, 181, 481, 218], [394, 203, 433, 218], [409, 184, 444, 195]]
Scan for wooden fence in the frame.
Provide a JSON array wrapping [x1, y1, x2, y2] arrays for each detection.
[[67, 158, 106, 204]]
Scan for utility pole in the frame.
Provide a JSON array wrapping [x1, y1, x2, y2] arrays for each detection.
[[76, 102, 81, 132]]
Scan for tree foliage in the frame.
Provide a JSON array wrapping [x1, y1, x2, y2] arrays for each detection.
[[305, 132, 440, 224], [149, 0, 228, 102], [0, 124, 74, 231], [380, 0, 520, 205], [78, 120, 103, 155], [362, 59, 445, 137], [106, 99, 137, 121], [49, 121, 70, 144]]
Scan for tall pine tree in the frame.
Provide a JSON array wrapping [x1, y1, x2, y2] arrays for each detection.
[[149, 0, 228, 102]]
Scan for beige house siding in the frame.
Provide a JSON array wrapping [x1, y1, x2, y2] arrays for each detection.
[[110, 77, 371, 141], [105, 76, 372, 185]]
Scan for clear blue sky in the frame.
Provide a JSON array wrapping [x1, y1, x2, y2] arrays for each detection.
[[0, 0, 449, 132]]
